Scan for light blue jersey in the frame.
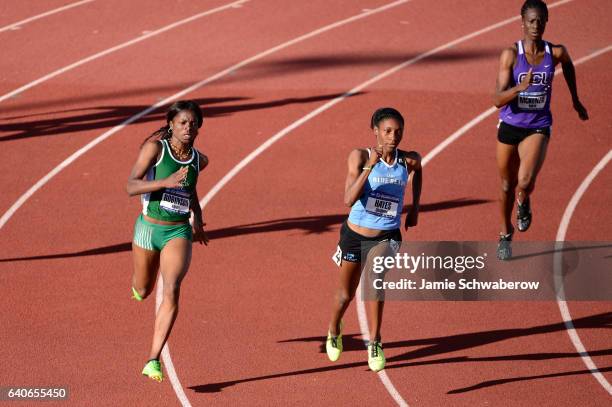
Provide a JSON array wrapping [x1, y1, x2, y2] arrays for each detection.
[[348, 149, 409, 230]]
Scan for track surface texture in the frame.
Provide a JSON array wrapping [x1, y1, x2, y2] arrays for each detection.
[[0, 1, 610, 406]]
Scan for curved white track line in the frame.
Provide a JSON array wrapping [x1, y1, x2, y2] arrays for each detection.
[[155, 282, 193, 407], [0, 0, 411, 232], [197, 1, 577, 403], [0, 2, 413, 405], [0, 0, 248, 103], [0, 0, 95, 33], [554, 150, 612, 395], [3, 0, 603, 404], [421, 44, 612, 167], [356, 298, 409, 406]]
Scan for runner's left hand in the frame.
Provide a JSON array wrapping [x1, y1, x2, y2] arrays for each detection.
[[405, 207, 418, 230], [573, 100, 588, 121], [193, 220, 209, 245]]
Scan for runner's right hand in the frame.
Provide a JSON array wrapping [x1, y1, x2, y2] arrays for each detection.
[[365, 146, 383, 168], [165, 166, 188, 188], [517, 68, 532, 92]]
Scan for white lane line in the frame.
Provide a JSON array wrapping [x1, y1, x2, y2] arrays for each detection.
[[0, 0, 413, 233], [156, 281, 193, 407], [0, 2, 415, 405], [554, 150, 612, 395], [421, 44, 612, 166], [195, 1, 584, 404], [0, 0, 95, 33], [356, 297, 409, 407], [0, 0, 249, 103], [422, 45, 611, 394], [0, 0, 595, 404], [198, 0, 574, 208]]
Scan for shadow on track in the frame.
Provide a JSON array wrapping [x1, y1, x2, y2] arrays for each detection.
[[0, 92, 363, 142], [0, 198, 490, 262], [189, 312, 611, 393]]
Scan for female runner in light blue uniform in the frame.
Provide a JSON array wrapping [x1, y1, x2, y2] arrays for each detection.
[[326, 107, 422, 372]]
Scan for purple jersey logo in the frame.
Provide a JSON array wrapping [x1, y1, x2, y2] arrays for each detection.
[[518, 71, 551, 86]]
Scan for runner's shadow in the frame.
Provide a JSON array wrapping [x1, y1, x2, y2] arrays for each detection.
[[221, 48, 501, 83], [188, 312, 611, 393], [279, 333, 366, 352], [447, 366, 612, 394], [283, 312, 612, 363], [0, 198, 490, 262], [506, 243, 612, 261], [381, 312, 612, 363], [0, 92, 363, 142]]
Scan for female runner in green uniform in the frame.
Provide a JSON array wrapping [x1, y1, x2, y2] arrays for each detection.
[[126, 100, 208, 382]]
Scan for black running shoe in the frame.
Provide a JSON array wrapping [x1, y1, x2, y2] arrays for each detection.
[[497, 232, 513, 260], [517, 197, 532, 232]]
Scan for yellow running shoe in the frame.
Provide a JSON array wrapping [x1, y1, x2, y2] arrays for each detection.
[[367, 341, 385, 372], [142, 359, 163, 382], [132, 287, 143, 301], [325, 322, 343, 362]]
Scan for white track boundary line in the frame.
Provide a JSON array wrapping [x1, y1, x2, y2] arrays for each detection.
[[0, 0, 95, 33], [2, 0, 601, 404], [0, 0, 248, 103], [421, 45, 611, 395], [0, 2, 414, 405], [356, 297, 409, 406], [421, 44, 612, 167], [0, 0, 412, 233], [197, 1, 577, 403], [155, 281, 193, 407], [554, 150, 612, 395]]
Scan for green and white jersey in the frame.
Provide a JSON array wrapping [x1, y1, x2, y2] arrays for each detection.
[[142, 139, 200, 222]]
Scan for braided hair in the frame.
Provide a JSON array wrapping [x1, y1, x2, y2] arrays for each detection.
[[521, 0, 548, 21], [370, 107, 404, 129], [145, 100, 203, 144]]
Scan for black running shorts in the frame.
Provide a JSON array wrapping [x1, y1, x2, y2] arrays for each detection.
[[332, 221, 402, 266], [497, 121, 550, 145]]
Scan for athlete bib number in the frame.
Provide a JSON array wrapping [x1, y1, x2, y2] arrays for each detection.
[[518, 91, 547, 110], [365, 192, 399, 219], [160, 189, 190, 214]]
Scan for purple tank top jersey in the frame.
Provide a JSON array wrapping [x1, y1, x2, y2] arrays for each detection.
[[500, 41, 555, 129]]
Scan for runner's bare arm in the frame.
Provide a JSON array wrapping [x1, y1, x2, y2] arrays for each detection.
[[344, 148, 381, 207], [404, 151, 422, 229], [191, 189, 208, 245], [554, 44, 588, 120], [493, 47, 531, 108], [198, 151, 209, 172]]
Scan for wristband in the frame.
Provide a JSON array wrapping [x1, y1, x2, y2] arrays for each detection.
[[362, 166, 372, 171]]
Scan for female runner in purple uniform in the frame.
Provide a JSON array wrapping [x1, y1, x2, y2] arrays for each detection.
[[493, 0, 588, 259]]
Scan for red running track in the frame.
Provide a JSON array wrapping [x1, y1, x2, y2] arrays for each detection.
[[0, 1, 610, 406]]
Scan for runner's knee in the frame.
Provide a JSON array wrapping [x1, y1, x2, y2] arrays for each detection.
[[518, 174, 535, 192], [336, 289, 354, 307], [162, 283, 180, 304], [500, 178, 517, 193]]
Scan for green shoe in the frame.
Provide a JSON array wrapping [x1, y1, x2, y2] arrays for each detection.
[[367, 341, 385, 372], [326, 322, 343, 362], [132, 287, 143, 302], [142, 359, 163, 382]]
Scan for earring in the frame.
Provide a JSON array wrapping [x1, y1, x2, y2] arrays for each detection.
[[167, 127, 172, 135]]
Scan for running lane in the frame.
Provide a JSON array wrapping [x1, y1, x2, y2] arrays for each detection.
[[157, 0, 609, 405], [0, 1, 429, 406], [0, 0, 92, 28]]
